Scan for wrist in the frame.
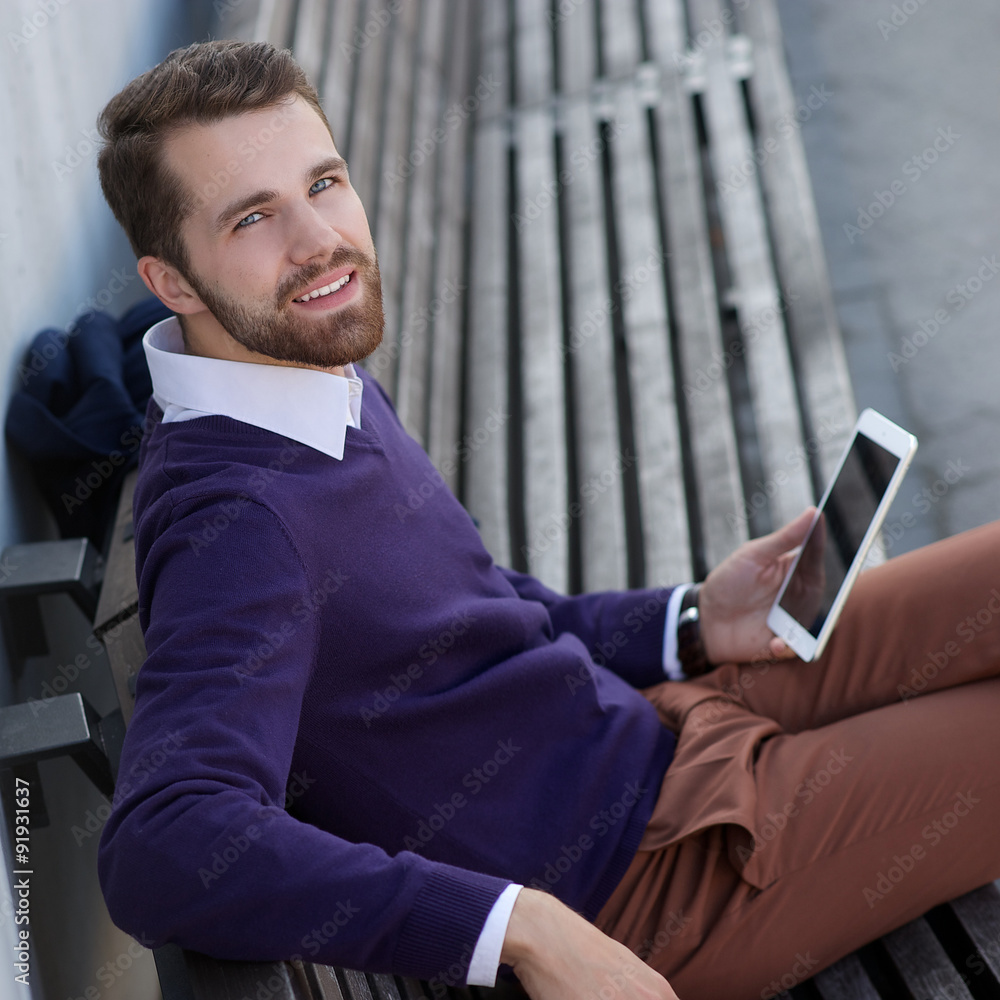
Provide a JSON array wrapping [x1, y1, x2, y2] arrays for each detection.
[[677, 585, 714, 677], [499, 888, 557, 967]]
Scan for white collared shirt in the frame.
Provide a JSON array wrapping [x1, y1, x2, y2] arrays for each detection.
[[141, 313, 690, 985]]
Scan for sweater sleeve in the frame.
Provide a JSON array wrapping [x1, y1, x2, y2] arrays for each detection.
[[496, 567, 674, 689], [98, 495, 510, 980]]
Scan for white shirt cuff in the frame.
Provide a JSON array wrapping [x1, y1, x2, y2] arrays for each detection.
[[661, 584, 693, 681], [467, 883, 524, 987]]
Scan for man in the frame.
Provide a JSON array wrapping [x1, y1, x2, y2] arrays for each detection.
[[96, 40, 1000, 1000]]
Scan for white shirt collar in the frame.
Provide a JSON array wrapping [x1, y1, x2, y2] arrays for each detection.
[[142, 316, 364, 461]]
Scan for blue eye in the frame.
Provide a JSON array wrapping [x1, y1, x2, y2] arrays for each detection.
[[235, 211, 264, 230], [310, 177, 334, 195]]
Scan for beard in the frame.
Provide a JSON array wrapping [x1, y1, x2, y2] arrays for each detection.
[[184, 245, 385, 369]]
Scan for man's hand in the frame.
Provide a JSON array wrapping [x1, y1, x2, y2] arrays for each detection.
[[698, 507, 817, 665], [500, 888, 679, 1000]]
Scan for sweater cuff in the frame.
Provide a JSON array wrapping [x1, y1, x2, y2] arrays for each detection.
[[467, 883, 523, 986], [392, 865, 512, 985]]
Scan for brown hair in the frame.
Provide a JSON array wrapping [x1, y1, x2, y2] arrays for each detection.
[[97, 39, 332, 276]]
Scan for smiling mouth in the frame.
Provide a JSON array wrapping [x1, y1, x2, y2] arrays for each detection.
[[293, 272, 352, 303]]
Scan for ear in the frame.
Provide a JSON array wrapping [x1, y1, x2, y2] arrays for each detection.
[[137, 256, 207, 315]]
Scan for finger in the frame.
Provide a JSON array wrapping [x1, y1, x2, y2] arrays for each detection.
[[751, 507, 817, 560]]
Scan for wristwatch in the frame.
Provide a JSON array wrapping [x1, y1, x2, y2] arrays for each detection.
[[677, 585, 713, 678]]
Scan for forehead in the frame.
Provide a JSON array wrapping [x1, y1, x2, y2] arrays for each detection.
[[164, 95, 339, 217]]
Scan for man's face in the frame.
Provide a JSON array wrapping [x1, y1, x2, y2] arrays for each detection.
[[163, 95, 383, 369]]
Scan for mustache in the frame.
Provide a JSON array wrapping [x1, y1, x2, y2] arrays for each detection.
[[278, 246, 376, 305]]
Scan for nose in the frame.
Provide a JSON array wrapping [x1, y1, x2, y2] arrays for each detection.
[[286, 199, 342, 266]]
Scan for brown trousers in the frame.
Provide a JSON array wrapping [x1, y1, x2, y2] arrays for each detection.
[[595, 519, 1000, 1000]]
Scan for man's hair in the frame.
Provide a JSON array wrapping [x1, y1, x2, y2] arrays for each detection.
[[97, 39, 333, 276]]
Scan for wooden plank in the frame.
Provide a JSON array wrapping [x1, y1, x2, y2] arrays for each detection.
[[93, 468, 139, 635], [339, 968, 375, 999], [320, 0, 363, 148], [184, 953, 316, 999], [881, 918, 974, 1000], [465, 0, 511, 565], [812, 952, 880, 1000], [365, 0, 420, 399], [643, 3, 748, 570], [512, 0, 568, 591], [253, 0, 297, 47], [601, 0, 691, 586], [426, 0, 477, 494], [101, 614, 145, 726], [346, 0, 393, 214], [292, 0, 330, 92], [949, 883, 1000, 981], [554, 13, 628, 591], [736, 0, 856, 484], [687, 0, 811, 533], [394, 0, 450, 442]]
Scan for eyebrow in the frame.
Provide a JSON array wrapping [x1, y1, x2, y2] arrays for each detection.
[[210, 156, 349, 236]]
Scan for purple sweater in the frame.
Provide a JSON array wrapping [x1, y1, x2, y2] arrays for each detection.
[[98, 368, 676, 982]]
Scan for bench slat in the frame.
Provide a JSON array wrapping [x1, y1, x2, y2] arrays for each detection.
[[292, 0, 329, 94], [737, 0, 857, 483], [426, 0, 477, 494], [320, 0, 362, 146], [367, 0, 420, 398], [394, 0, 450, 442], [644, 3, 748, 572], [346, 0, 392, 214], [465, 0, 512, 565], [512, 0, 569, 591], [688, 0, 811, 533], [600, 0, 690, 586], [812, 952, 880, 1000], [93, 468, 139, 635], [949, 883, 1000, 981], [881, 917, 975, 1000], [551, 3, 628, 592]]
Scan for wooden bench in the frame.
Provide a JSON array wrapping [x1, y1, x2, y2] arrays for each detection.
[[4, 0, 1000, 996]]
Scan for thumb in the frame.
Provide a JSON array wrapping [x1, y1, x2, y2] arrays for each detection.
[[752, 507, 817, 559]]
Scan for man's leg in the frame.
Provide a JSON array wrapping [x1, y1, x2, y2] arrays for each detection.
[[707, 517, 1000, 732], [596, 521, 1000, 998], [597, 676, 1000, 999]]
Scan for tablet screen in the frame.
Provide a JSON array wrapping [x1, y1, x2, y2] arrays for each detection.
[[778, 434, 901, 637]]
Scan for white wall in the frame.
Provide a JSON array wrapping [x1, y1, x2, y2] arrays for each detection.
[[0, 2, 206, 997]]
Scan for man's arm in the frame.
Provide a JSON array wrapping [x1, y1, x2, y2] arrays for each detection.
[[497, 568, 675, 688], [99, 496, 510, 979]]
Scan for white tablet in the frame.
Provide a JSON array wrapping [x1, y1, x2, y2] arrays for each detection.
[[766, 408, 918, 661]]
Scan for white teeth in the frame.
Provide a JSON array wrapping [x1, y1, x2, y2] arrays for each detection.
[[295, 273, 351, 302]]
